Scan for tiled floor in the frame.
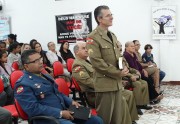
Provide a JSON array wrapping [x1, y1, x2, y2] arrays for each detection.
[[19, 84, 180, 124]]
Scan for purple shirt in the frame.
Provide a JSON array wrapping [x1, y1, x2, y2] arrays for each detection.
[[123, 51, 144, 75]]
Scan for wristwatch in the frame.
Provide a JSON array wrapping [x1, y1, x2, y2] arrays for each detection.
[[60, 111, 63, 118]]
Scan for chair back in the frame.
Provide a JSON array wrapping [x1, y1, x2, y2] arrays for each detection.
[[66, 58, 74, 73], [12, 61, 19, 70], [14, 99, 28, 120], [53, 61, 64, 78], [10, 70, 24, 89], [72, 77, 81, 92], [55, 78, 70, 96], [0, 78, 4, 93]]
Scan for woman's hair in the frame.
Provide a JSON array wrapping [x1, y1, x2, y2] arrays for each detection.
[[8, 43, 20, 53], [59, 41, 69, 53], [21, 43, 31, 54], [29, 39, 37, 49], [8, 34, 17, 41]]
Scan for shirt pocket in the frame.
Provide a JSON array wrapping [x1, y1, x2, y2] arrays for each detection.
[[33, 85, 52, 99], [101, 45, 113, 55]]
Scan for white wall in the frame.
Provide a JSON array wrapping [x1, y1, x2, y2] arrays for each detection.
[[1, 0, 180, 81]]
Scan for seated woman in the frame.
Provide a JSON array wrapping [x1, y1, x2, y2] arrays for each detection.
[[32, 42, 52, 75], [46, 41, 70, 77], [59, 41, 75, 62], [0, 51, 14, 106], [142, 44, 166, 82], [7, 43, 22, 69]]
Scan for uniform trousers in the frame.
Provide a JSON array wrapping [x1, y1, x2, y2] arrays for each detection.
[[95, 90, 132, 124], [0, 107, 12, 124]]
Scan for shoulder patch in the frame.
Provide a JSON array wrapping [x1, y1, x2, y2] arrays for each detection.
[[86, 37, 94, 44], [16, 86, 24, 94], [79, 71, 84, 77], [74, 66, 81, 72]]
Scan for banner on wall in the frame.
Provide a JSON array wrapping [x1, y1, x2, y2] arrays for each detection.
[[55, 12, 92, 43], [152, 6, 176, 40], [0, 16, 10, 40]]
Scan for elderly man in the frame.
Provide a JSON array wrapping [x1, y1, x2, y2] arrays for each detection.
[[72, 41, 138, 124], [14, 49, 103, 124]]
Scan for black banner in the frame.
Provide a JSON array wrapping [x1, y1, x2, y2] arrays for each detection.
[[55, 12, 92, 43]]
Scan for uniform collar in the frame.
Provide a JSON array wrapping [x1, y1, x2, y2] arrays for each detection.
[[95, 26, 113, 44]]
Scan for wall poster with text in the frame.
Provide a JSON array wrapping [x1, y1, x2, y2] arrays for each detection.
[[152, 6, 176, 40], [55, 12, 92, 43], [0, 16, 10, 40]]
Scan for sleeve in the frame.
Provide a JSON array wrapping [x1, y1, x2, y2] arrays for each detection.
[[72, 64, 94, 89], [7, 55, 14, 67], [87, 38, 121, 79], [46, 52, 54, 65], [142, 53, 147, 63], [14, 83, 61, 118]]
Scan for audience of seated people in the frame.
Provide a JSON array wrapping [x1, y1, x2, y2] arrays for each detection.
[[0, 33, 167, 124], [142, 44, 166, 82], [59, 41, 75, 62], [123, 41, 163, 104]]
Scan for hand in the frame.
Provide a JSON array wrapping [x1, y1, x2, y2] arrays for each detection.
[[130, 76, 137, 82], [72, 101, 81, 108], [142, 69, 148, 77], [122, 80, 128, 87], [61, 110, 74, 120], [121, 68, 129, 77], [136, 71, 141, 78]]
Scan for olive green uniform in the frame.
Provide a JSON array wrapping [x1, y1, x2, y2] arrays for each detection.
[[72, 58, 138, 121], [86, 26, 131, 124]]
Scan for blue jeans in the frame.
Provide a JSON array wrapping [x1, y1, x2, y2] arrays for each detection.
[[159, 70, 166, 82], [59, 115, 104, 124]]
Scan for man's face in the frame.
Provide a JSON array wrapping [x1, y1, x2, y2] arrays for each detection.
[[134, 41, 141, 51], [48, 42, 56, 51], [76, 43, 88, 60], [98, 9, 113, 27], [126, 42, 135, 54], [24, 53, 43, 74]]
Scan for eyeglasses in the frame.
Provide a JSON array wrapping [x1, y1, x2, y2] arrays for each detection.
[[26, 57, 43, 64]]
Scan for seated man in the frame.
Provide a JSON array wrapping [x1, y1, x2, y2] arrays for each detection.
[[0, 107, 12, 124], [72, 42, 137, 124], [142, 44, 166, 82], [133, 40, 161, 93], [14, 49, 103, 124]]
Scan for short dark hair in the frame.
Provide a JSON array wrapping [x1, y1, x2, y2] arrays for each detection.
[[144, 44, 153, 50], [132, 40, 139, 44], [0, 42, 6, 47], [94, 5, 109, 25], [21, 49, 38, 65]]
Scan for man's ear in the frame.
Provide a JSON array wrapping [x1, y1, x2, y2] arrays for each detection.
[[97, 17, 102, 24], [23, 64, 28, 70]]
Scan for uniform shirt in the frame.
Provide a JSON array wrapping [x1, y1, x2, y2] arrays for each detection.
[[14, 71, 72, 119], [87, 26, 123, 92], [72, 58, 94, 92]]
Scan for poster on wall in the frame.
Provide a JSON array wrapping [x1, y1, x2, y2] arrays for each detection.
[[55, 12, 92, 43], [0, 16, 10, 40], [152, 6, 176, 40]]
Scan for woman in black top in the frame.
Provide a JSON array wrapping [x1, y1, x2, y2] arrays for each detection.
[[59, 41, 75, 62]]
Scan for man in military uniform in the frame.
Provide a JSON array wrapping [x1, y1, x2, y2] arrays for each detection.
[[86, 5, 133, 124], [72, 42, 138, 123], [14, 50, 104, 124], [117, 41, 152, 113]]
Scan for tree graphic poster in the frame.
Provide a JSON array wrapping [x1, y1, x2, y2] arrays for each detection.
[[152, 6, 176, 40]]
